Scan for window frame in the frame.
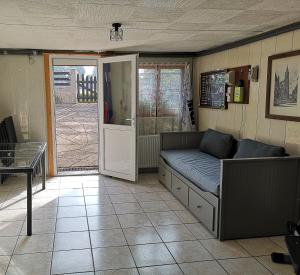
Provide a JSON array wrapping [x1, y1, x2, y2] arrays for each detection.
[[138, 63, 185, 118], [138, 63, 185, 135]]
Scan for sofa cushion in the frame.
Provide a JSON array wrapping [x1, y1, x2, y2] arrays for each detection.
[[200, 129, 234, 159], [234, 139, 286, 158], [160, 149, 220, 195]]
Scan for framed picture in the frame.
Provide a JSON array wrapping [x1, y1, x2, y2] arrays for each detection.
[[266, 50, 300, 121]]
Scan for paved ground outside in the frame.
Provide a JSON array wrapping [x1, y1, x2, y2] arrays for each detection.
[[55, 103, 98, 170]]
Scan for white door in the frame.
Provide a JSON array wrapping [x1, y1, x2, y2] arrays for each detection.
[[98, 54, 138, 181]]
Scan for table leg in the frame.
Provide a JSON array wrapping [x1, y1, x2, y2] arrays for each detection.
[[27, 172, 32, 236], [42, 152, 46, 190]]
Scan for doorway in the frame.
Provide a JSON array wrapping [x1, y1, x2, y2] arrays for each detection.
[[50, 57, 99, 175], [46, 54, 138, 180]]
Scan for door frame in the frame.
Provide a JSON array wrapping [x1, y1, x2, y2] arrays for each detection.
[[98, 54, 138, 181], [44, 53, 100, 176]]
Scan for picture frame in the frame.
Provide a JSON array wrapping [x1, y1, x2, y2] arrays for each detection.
[[266, 50, 300, 122]]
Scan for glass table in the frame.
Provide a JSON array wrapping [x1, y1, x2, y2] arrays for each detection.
[[0, 142, 47, 235]]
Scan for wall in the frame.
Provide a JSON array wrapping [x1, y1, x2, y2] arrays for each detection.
[[0, 55, 47, 142], [193, 29, 300, 155]]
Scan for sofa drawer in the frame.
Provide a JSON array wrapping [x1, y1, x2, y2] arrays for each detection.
[[159, 164, 171, 190], [189, 189, 215, 231], [172, 175, 188, 206]]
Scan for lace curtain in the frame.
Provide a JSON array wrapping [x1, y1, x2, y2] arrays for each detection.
[[138, 63, 193, 136]]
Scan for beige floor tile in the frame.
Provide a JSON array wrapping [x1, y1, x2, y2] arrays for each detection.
[[129, 185, 154, 194], [33, 197, 58, 208], [90, 228, 127, 248], [56, 217, 88, 232], [15, 234, 54, 254], [150, 185, 167, 192], [113, 203, 143, 214], [0, 209, 26, 221], [33, 189, 59, 199], [54, 231, 91, 251], [45, 181, 60, 190], [88, 215, 120, 230], [174, 210, 198, 224], [157, 192, 176, 201], [123, 226, 162, 245], [0, 236, 18, 255], [139, 264, 183, 275], [93, 246, 135, 271], [57, 206, 86, 218], [269, 236, 288, 252], [86, 204, 115, 216], [109, 194, 137, 204], [130, 243, 175, 267], [147, 211, 182, 226], [180, 260, 227, 275], [32, 207, 57, 220], [219, 257, 272, 274], [237, 237, 286, 256], [0, 255, 10, 274], [0, 221, 23, 236], [85, 195, 111, 205], [165, 200, 185, 210], [52, 249, 94, 274], [96, 269, 138, 275], [156, 224, 195, 242], [7, 252, 52, 275], [60, 182, 83, 189], [257, 255, 295, 275], [2, 199, 27, 210], [84, 187, 107, 196], [166, 240, 213, 263], [134, 192, 163, 202], [58, 196, 85, 206], [82, 181, 105, 188], [70, 272, 94, 275], [59, 188, 84, 197], [140, 201, 170, 212], [200, 239, 250, 259], [21, 218, 56, 235], [185, 223, 214, 240], [118, 213, 152, 228], [106, 186, 131, 195]]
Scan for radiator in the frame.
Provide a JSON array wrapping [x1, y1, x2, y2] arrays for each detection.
[[138, 135, 160, 168]]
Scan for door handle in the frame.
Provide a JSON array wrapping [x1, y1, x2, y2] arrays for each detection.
[[176, 187, 181, 191], [197, 205, 202, 209]]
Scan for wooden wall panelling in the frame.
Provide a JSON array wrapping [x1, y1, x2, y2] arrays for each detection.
[[255, 37, 276, 143], [243, 41, 262, 139], [196, 29, 300, 155], [269, 32, 293, 146], [286, 29, 300, 154]]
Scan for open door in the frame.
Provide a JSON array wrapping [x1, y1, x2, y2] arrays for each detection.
[[98, 54, 138, 181]]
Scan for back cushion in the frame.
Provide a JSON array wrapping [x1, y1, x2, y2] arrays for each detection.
[[200, 129, 234, 159], [234, 139, 286, 158]]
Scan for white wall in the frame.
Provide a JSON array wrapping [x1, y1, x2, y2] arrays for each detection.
[[193, 29, 300, 155], [0, 55, 47, 142]]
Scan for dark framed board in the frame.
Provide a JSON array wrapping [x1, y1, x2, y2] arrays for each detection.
[[199, 70, 227, 109]]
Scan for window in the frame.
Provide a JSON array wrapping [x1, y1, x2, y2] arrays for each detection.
[[138, 64, 184, 136]]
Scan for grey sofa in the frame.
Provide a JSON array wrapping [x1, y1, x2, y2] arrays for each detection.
[[159, 130, 300, 240]]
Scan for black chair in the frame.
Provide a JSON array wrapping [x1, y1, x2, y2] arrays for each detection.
[[0, 116, 17, 183]]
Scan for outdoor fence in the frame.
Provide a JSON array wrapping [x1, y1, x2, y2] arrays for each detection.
[[77, 74, 98, 103]]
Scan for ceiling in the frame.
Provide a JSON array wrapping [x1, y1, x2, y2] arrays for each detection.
[[0, 0, 300, 53]]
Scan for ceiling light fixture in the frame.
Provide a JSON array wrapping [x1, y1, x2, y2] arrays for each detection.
[[110, 23, 123, 41]]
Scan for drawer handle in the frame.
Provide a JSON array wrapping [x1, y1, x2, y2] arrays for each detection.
[[197, 205, 202, 209], [176, 187, 181, 190], [162, 174, 165, 177]]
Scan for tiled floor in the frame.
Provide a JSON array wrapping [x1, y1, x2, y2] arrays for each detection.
[[0, 173, 294, 275]]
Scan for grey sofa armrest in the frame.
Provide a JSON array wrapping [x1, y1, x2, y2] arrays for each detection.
[[219, 156, 300, 240], [160, 132, 204, 151]]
